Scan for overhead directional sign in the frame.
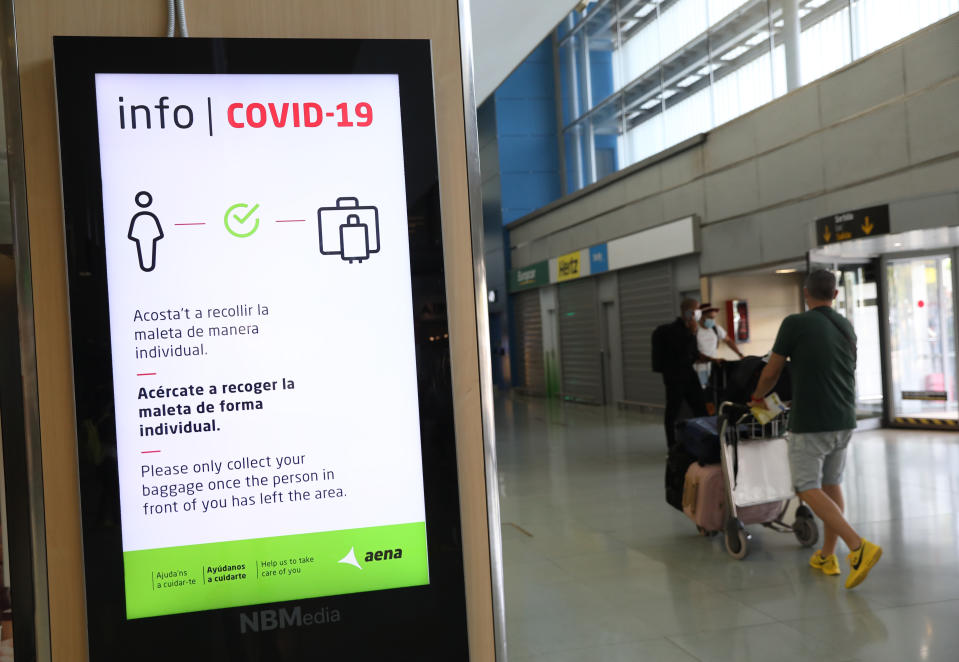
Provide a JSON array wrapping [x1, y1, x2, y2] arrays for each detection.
[[816, 204, 890, 246]]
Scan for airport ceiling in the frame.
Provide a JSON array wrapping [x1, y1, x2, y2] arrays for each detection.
[[470, 0, 579, 103]]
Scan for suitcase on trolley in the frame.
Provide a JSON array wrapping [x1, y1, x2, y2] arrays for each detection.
[[682, 463, 725, 532], [682, 463, 787, 533]]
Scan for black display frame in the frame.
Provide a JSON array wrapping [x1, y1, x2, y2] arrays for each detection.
[[53, 36, 468, 661]]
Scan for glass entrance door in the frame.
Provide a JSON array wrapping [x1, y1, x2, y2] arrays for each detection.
[[886, 254, 958, 423], [835, 263, 883, 419]]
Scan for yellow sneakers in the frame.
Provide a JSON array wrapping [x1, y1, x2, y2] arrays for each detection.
[[845, 539, 882, 589], [809, 551, 840, 576]]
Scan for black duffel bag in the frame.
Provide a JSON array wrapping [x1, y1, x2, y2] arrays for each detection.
[[717, 355, 792, 404]]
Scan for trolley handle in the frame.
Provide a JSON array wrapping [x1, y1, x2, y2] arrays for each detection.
[[719, 402, 751, 422]]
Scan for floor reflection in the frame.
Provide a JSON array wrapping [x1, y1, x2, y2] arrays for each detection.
[[496, 393, 959, 661]]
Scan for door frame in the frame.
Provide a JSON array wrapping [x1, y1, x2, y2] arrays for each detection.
[[808, 256, 886, 425], [880, 248, 959, 429]]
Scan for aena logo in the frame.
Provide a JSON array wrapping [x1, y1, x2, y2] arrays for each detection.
[[364, 548, 403, 562], [239, 606, 341, 633]]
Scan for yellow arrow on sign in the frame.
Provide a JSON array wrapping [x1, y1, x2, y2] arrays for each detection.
[[862, 216, 874, 234], [823, 225, 832, 242]]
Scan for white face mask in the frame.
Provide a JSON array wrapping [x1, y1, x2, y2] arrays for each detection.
[[685, 309, 702, 322]]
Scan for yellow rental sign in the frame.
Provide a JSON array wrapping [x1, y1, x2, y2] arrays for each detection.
[[557, 251, 581, 281]]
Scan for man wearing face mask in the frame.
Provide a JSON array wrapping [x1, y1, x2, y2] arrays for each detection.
[[658, 298, 713, 449], [695, 303, 744, 388]]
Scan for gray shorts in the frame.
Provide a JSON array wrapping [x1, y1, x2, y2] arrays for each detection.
[[787, 430, 853, 492]]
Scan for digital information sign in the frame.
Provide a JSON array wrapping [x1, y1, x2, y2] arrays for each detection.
[[55, 38, 469, 658], [102, 71, 428, 619]]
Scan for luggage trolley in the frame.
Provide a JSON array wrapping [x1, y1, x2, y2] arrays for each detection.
[[718, 402, 819, 559]]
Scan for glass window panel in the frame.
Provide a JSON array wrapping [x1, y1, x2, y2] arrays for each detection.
[[772, 43, 788, 98], [658, 0, 709, 60], [850, 0, 959, 59], [556, 0, 957, 194], [800, 3, 852, 84], [709, 0, 750, 26], [709, 0, 774, 125], [583, 2, 619, 106], [622, 68, 666, 165], [712, 53, 774, 124], [616, 8, 662, 86], [920, 0, 959, 27], [660, 36, 712, 141], [560, 5, 620, 125], [663, 86, 712, 147], [625, 112, 666, 165], [588, 95, 624, 181]]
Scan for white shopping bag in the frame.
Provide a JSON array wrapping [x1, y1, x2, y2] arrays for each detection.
[[725, 436, 795, 507]]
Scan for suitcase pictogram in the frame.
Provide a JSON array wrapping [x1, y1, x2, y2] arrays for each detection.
[[318, 197, 380, 263], [339, 214, 371, 264]]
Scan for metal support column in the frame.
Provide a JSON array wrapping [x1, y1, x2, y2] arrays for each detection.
[[780, 0, 803, 91]]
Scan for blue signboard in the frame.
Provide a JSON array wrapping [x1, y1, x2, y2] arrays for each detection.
[[589, 243, 608, 274]]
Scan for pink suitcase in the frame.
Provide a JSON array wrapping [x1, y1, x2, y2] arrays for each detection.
[[683, 464, 786, 532], [682, 463, 725, 532]]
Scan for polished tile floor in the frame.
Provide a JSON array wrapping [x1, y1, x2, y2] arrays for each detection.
[[495, 393, 959, 662]]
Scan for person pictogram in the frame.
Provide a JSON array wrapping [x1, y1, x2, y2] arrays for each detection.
[[128, 191, 164, 272]]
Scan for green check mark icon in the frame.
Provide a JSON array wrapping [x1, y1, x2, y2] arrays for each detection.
[[224, 202, 261, 238]]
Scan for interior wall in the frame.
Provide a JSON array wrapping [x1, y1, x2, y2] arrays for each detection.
[[708, 272, 804, 359], [7, 1, 494, 659], [507, 14, 959, 274], [494, 38, 562, 223]]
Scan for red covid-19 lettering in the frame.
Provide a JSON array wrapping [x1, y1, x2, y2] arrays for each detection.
[[227, 102, 323, 128], [226, 102, 372, 128]]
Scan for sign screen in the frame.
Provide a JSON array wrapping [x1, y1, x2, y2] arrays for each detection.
[[55, 37, 468, 659], [96, 73, 428, 618]]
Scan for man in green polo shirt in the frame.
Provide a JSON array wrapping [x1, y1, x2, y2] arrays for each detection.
[[751, 270, 882, 589]]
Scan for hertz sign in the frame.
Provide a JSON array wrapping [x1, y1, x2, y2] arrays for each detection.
[[556, 251, 581, 282], [816, 204, 890, 246]]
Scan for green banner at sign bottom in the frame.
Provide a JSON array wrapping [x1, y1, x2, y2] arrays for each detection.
[[124, 522, 429, 619]]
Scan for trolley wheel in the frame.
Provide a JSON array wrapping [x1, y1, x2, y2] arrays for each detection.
[[793, 515, 819, 548], [795, 504, 814, 520], [724, 520, 749, 560]]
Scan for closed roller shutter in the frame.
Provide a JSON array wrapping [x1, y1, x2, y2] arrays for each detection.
[[558, 279, 602, 403], [619, 262, 674, 406], [512, 290, 546, 394]]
